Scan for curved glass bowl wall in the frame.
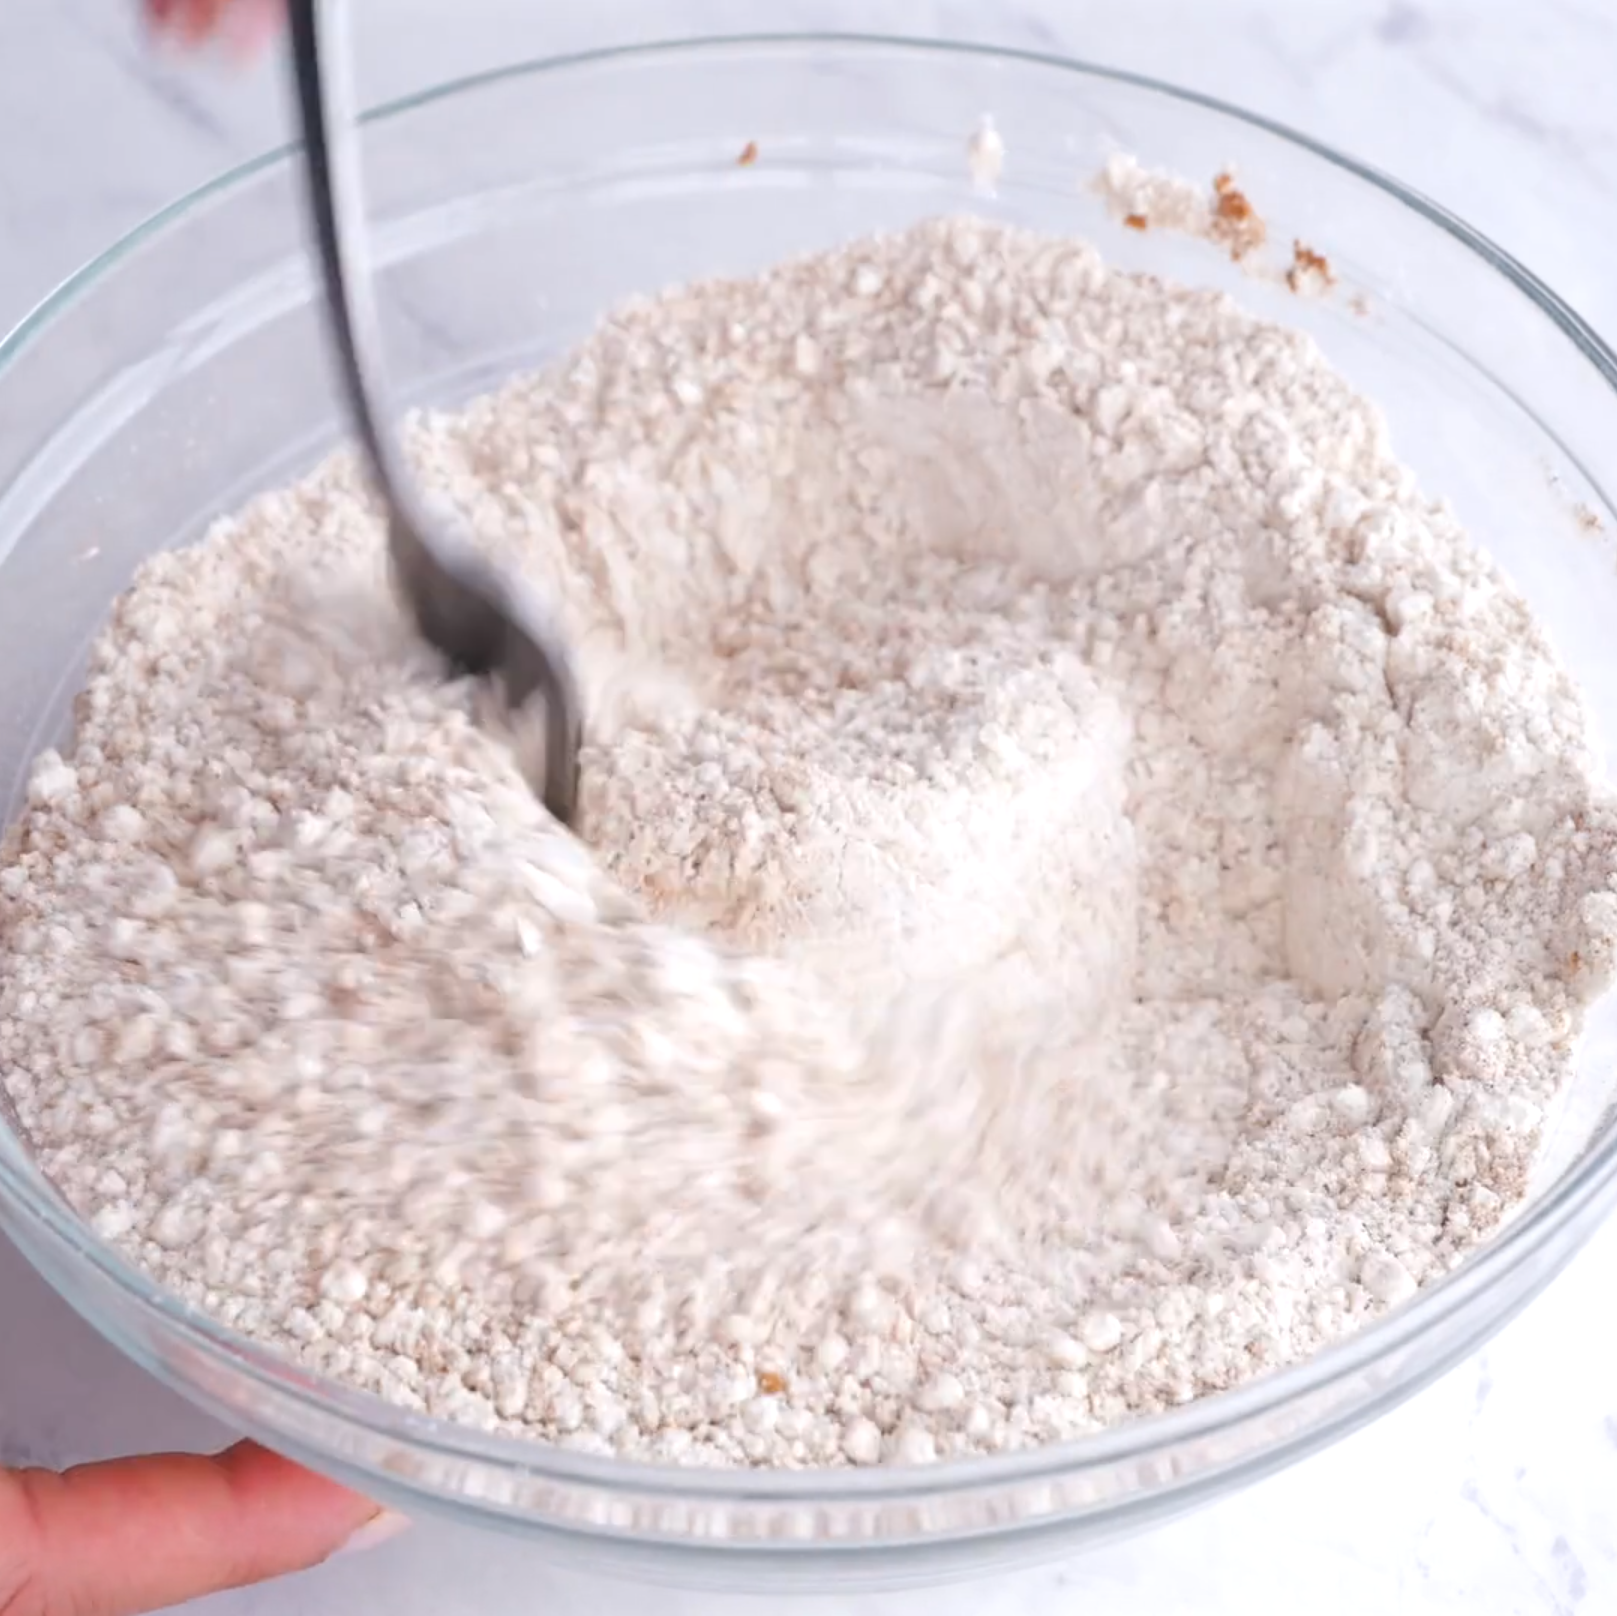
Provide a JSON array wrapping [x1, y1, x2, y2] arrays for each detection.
[[1, 35, 1614, 1593]]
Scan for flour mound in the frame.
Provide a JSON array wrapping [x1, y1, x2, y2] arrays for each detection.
[[2, 216, 1614, 1468]]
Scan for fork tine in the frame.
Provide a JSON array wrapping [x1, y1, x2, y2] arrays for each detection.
[[288, 0, 585, 829]]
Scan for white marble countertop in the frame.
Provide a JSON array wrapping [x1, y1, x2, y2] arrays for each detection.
[[2, 1, 1616, 1612]]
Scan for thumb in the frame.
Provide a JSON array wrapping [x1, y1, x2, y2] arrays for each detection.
[[0, 1441, 400, 1616]]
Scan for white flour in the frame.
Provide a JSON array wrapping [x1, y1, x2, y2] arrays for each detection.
[[2, 217, 1615, 1467]]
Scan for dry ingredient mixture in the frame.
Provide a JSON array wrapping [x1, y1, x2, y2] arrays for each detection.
[[3, 217, 1616, 1469], [1095, 153, 1269, 263]]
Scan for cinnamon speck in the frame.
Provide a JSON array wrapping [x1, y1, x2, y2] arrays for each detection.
[[1208, 172, 1266, 259], [1286, 240, 1336, 294], [1573, 503, 1604, 534], [1123, 213, 1149, 231], [757, 1369, 787, 1395], [737, 140, 759, 167]]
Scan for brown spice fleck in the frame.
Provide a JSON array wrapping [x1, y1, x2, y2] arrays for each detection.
[[1573, 502, 1604, 534], [1208, 172, 1266, 260], [1286, 240, 1336, 294], [737, 140, 759, 167], [1123, 212, 1149, 231], [756, 1370, 787, 1395]]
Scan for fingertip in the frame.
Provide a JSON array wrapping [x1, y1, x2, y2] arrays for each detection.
[[223, 0, 284, 62], [222, 1449, 409, 1566], [145, 0, 280, 60], [176, 0, 227, 46], [143, 0, 179, 47], [217, 1439, 379, 1535]]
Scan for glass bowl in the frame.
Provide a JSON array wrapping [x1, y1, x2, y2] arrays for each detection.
[[2, 33, 1615, 1595]]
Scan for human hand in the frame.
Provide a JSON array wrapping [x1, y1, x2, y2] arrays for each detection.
[[145, 0, 284, 56], [0, 1441, 402, 1616]]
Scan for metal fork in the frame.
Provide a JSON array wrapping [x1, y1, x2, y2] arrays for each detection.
[[286, 0, 583, 828]]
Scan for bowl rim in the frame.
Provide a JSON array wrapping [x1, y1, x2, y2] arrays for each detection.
[[2, 28, 1616, 1517]]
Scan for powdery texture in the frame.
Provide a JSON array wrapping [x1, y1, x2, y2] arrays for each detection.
[[3, 217, 1616, 1469]]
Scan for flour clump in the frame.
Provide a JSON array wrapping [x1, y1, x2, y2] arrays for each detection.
[[2, 216, 1615, 1468]]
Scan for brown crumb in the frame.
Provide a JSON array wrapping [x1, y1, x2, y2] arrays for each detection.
[[1208, 172, 1266, 260], [1123, 212, 1149, 231], [1286, 240, 1336, 294], [737, 140, 759, 167], [1573, 502, 1604, 534], [1570, 950, 1583, 971], [756, 1370, 787, 1395]]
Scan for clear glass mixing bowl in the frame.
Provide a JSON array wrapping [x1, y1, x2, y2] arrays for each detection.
[[1, 33, 1615, 1594]]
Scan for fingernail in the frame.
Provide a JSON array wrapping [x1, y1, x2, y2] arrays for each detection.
[[223, 0, 281, 61], [335, 1509, 412, 1557]]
